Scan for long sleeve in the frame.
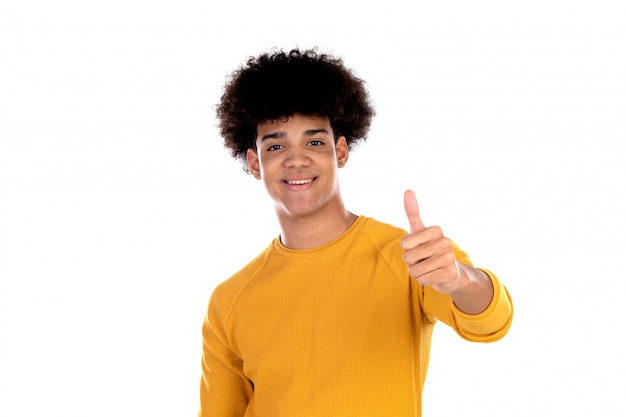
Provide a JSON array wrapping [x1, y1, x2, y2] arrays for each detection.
[[420, 243, 514, 343], [198, 290, 253, 417]]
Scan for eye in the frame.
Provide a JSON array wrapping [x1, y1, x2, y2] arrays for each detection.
[[308, 140, 324, 146], [267, 144, 283, 151]]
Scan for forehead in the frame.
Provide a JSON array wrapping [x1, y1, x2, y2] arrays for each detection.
[[256, 114, 332, 136]]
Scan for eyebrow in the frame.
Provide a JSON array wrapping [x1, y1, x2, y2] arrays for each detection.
[[260, 129, 331, 141]]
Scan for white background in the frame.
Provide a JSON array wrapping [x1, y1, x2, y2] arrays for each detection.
[[1, 1, 625, 416]]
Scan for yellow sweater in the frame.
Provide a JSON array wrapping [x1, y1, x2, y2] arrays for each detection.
[[199, 216, 513, 417]]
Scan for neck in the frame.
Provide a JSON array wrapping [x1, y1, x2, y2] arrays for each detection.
[[277, 207, 358, 250]]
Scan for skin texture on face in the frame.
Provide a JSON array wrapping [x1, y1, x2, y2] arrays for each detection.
[[247, 114, 350, 226]]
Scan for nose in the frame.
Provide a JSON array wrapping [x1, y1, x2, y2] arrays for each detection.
[[284, 146, 311, 167]]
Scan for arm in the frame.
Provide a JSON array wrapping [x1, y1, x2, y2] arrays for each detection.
[[400, 190, 500, 315], [449, 262, 494, 315], [400, 190, 513, 340], [418, 263, 513, 342], [198, 294, 252, 417]]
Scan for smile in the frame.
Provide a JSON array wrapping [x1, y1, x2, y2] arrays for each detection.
[[285, 178, 314, 185]]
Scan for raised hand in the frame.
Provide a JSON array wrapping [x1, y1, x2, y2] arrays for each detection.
[[400, 190, 462, 294]]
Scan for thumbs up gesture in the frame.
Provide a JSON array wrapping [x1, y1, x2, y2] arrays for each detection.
[[400, 190, 462, 295]]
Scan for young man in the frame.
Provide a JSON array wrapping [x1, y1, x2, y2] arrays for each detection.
[[198, 48, 513, 416]]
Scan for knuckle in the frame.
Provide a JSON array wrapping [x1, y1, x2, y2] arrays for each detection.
[[430, 225, 443, 236]]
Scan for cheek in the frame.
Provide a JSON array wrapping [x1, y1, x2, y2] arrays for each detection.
[[258, 157, 276, 175]]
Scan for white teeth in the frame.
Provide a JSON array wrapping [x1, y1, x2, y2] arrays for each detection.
[[287, 179, 313, 185]]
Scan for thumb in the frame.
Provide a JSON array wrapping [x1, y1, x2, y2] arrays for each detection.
[[404, 189, 425, 233]]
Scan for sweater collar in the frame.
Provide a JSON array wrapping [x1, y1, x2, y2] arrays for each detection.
[[272, 215, 367, 259]]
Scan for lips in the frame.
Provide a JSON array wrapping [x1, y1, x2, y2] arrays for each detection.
[[285, 178, 314, 185]]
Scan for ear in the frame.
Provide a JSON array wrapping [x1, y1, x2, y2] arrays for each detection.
[[335, 136, 349, 167], [246, 148, 262, 179]]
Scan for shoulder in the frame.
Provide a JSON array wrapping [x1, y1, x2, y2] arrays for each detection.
[[358, 216, 408, 248], [355, 217, 410, 276], [208, 241, 274, 317]]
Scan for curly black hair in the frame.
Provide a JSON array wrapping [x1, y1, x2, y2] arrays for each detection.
[[215, 48, 375, 173]]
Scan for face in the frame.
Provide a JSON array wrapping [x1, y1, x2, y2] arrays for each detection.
[[247, 114, 349, 221]]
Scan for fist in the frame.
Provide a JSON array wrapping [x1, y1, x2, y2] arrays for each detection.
[[400, 190, 461, 294]]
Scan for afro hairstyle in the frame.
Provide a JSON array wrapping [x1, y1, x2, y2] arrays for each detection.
[[215, 48, 375, 173]]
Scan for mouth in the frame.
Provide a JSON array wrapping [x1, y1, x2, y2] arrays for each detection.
[[285, 178, 315, 185], [283, 176, 317, 189]]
